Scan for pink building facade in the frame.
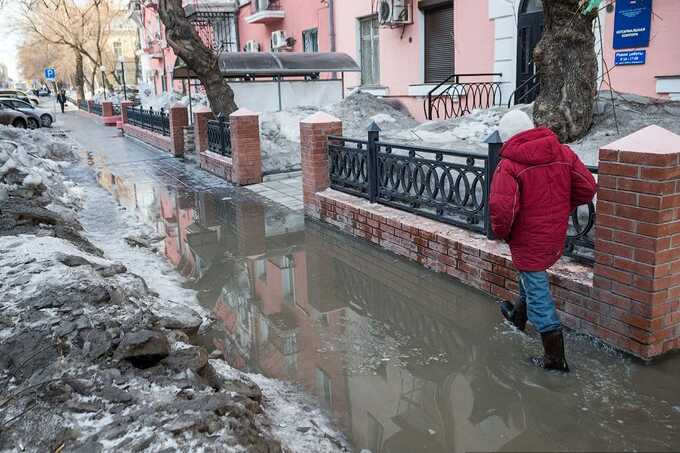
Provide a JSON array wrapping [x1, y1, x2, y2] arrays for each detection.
[[131, 0, 680, 119]]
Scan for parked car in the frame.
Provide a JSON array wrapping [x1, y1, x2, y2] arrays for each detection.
[[0, 103, 28, 128], [0, 98, 55, 128], [38, 88, 51, 97], [0, 90, 40, 106]]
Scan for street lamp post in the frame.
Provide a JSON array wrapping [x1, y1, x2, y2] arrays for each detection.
[[100, 65, 107, 100], [118, 56, 127, 101]]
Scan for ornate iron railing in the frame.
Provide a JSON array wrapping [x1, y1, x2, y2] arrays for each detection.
[[78, 99, 88, 111], [508, 73, 540, 107], [207, 113, 231, 157], [564, 166, 598, 264], [126, 106, 170, 136], [91, 102, 103, 116], [113, 104, 121, 115], [328, 126, 598, 263], [329, 126, 500, 235], [425, 73, 504, 120]]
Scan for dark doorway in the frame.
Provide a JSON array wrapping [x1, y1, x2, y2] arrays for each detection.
[[515, 0, 544, 104]]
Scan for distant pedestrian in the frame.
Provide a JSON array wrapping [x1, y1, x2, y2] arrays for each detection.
[[489, 110, 597, 373], [57, 90, 67, 113]]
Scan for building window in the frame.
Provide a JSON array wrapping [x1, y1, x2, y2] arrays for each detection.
[[315, 367, 333, 407], [113, 41, 123, 59], [424, 3, 454, 83], [302, 28, 318, 52], [359, 15, 380, 87]]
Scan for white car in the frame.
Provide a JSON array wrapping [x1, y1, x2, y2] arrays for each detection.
[[0, 90, 40, 106], [0, 98, 55, 127]]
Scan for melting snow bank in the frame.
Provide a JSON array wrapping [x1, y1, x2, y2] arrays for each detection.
[[0, 126, 348, 452]]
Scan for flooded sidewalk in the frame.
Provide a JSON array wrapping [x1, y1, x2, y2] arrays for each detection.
[[65, 112, 680, 452]]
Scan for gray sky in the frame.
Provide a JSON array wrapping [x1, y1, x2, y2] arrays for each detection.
[[0, 3, 21, 80]]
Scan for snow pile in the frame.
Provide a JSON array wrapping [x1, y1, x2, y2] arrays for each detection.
[[0, 126, 78, 204], [139, 91, 210, 111], [571, 91, 680, 165], [0, 127, 349, 452], [259, 91, 419, 173]]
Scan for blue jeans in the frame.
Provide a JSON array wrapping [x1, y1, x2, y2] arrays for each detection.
[[519, 271, 562, 333]]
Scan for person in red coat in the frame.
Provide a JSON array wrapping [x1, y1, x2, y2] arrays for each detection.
[[490, 110, 597, 372]]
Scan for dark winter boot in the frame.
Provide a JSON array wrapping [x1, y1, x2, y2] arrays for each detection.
[[530, 329, 570, 372], [499, 299, 528, 331]]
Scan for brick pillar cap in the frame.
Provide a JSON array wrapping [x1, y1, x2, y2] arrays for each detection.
[[169, 102, 188, 110], [301, 111, 341, 124], [102, 100, 113, 104], [602, 125, 680, 155], [195, 106, 212, 113], [230, 108, 258, 117], [121, 100, 134, 105]]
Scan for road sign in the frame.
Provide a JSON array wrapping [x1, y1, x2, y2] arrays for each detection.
[[44, 67, 56, 81]]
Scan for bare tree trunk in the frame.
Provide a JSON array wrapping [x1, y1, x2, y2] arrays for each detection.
[[533, 0, 597, 142], [158, 0, 237, 115], [74, 50, 86, 101]]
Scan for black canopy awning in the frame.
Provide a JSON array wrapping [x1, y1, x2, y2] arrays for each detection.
[[173, 52, 360, 80]]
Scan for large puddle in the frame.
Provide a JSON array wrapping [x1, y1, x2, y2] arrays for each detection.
[[92, 156, 680, 452]]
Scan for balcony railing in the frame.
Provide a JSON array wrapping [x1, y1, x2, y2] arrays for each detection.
[[246, 0, 284, 24], [126, 106, 170, 136], [328, 127, 598, 264], [424, 73, 504, 120], [207, 113, 231, 157]]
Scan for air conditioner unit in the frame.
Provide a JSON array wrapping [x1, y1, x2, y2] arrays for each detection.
[[271, 30, 288, 50], [244, 40, 260, 52], [378, 0, 412, 26]]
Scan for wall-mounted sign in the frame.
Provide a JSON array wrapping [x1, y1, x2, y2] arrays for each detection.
[[613, 0, 653, 49], [614, 50, 647, 65]]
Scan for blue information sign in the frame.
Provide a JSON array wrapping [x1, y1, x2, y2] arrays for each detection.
[[613, 0, 653, 49], [614, 50, 647, 66], [44, 67, 56, 81]]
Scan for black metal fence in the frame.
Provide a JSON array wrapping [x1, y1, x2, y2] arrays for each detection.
[[425, 73, 505, 120], [126, 106, 170, 136], [207, 113, 231, 157], [113, 104, 121, 115], [78, 99, 88, 111], [91, 102, 103, 116], [328, 126, 598, 264]]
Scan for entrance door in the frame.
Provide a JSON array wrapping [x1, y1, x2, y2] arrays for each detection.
[[516, 0, 544, 103], [359, 15, 380, 87]]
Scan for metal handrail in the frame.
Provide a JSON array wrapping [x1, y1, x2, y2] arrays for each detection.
[[327, 127, 598, 264], [425, 73, 504, 120], [507, 73, 540, 107]]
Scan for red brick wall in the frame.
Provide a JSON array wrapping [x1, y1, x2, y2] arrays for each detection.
[[194, 108, 214, 153], [199, 150, 233, 182], [591, 125, 680, 358], [122, 124, 173, 154], [169, 104, 188, 157], [230, 109, 262, 186], [301, 120, 680, 360]]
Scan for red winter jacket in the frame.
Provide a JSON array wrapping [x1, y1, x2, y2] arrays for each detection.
[[489, 128, 597, 271]]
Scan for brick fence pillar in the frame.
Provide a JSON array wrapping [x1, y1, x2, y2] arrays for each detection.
[[169, 103, 188, 157], [194, 107, 214, 153], [229, 108, 262, 186], [593, 125, 680, 359], [300, 112, 342, 218], [120, 100, 134, 124], [102, 101, 114, 117], [87, 100, 94, 114]]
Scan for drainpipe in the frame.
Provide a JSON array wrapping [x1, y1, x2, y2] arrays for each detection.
[[328, 0, 337, 79]]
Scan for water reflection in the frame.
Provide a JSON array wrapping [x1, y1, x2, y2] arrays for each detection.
[[96, 168, 680, 453]]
